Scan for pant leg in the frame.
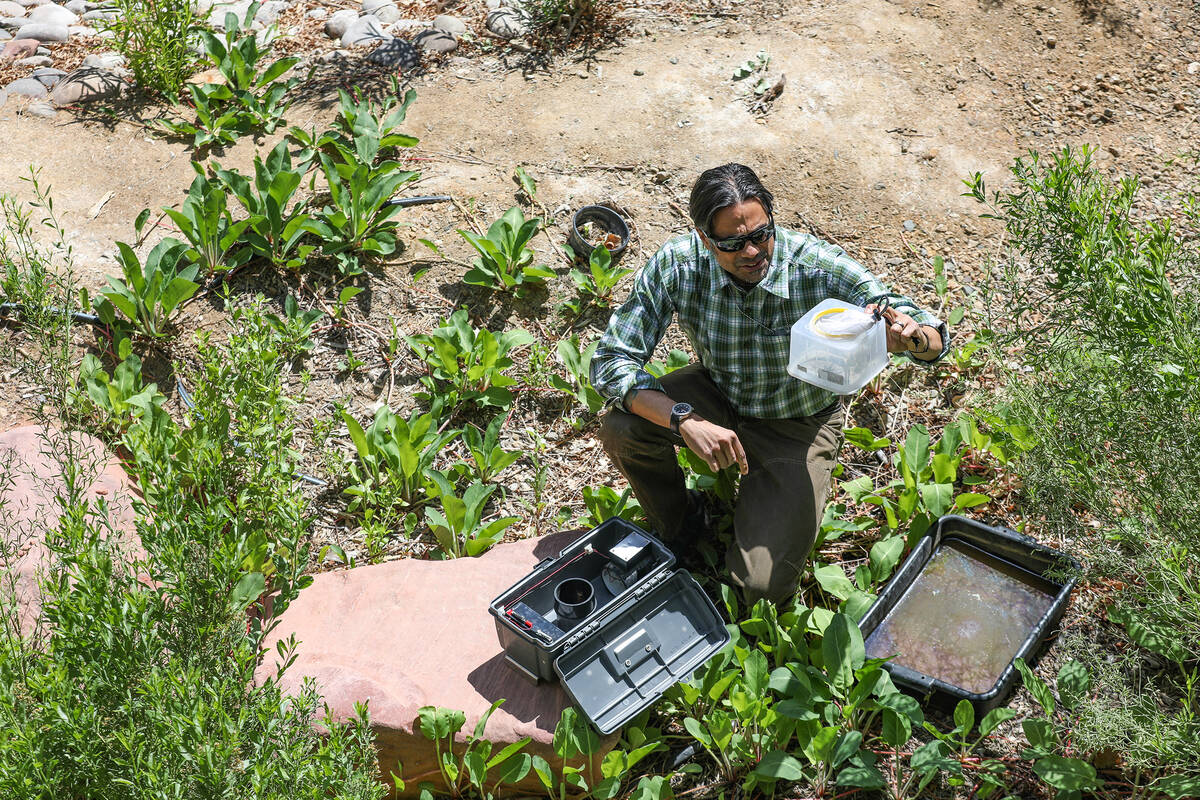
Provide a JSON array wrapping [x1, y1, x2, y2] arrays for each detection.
[[727, 403, 844, 606], [597, 364, 737, 540]]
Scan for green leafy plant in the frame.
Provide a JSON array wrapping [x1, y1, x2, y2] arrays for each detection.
[[529, 707, 659, 800], [214, 141, 316, 270], [550, 336, 604, 414], [159, 167, 252, 277], [98, 0, 196, 96], [263, 293, 324, 357], [94, 237, 199, 338], [414, 703, 531, 799], [73, 338, 167, 435], [561, 243, 633, 316], [158, 2, 300, 149], [405, 309, 534, 411], [459, 207, 555, 293], [458, 414, 523, 483], [578, 485, 642, 529], [1013, 658, 1102, 798], [424, 474, 518, 559], [342, 403, 459, 515]]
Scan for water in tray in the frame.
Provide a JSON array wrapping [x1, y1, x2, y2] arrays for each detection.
[[864, 539, 1057, 694]]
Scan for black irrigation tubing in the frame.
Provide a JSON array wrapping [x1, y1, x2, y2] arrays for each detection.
[[383, 194, 453, 208], [0, 301, 103, 326], [174, 376, 328, 488]]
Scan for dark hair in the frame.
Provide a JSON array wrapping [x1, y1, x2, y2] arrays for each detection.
[[688, 163, 775, 236]]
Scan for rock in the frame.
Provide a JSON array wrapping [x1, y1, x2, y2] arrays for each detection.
[[0, 36, 36, 58], [13, 21, 67, 41], [186, 66, 224, 85], [15, 0, 50, 6], [81, 50, 123, 69], [0, 425, 139, 635], [340, 14, 389, 46], [4, 76, 46, 98], [373, 2, 402, 24], [253, 0, 287, 27], [360, 0, 389, 12], [485, 8, 525, 39], [1188, 61, 1199, 75], [256, 530, 616, 798], [305, 6, 327, 19], [432, 13, 465, 35], [0, 17, 25, 30], [0, 0, 25, 16], [25, 98, 54, 117], [30, 65, 64, 86], [0, 29, 10, 40], [27, 2, 75, 25], [81, 9, 116, 21], [365, 37, 419, 69], [66, 24, 92, 35], [49, 65, 124, 106], [413, 28, 455, 53], [14, 53, 49, 66], [1044, 35, 1056, 48], [207, 0, 251, 30], [63, 0, 85, 12], [385, 18, 424, 32], [0, 88, 7, 107], [902, 219, 916, 232], [324, 8, 356, 39]]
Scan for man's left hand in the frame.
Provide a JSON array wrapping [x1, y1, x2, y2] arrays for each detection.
[[865, 304, 929, 354]]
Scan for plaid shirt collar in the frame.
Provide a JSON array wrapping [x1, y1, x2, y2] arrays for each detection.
[[704, 234, 791, 299]]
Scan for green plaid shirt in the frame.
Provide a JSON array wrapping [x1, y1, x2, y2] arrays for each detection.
[[591, 227, 949, 419]]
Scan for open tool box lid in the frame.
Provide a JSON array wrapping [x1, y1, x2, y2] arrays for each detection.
[[488, 519, 730, 734]]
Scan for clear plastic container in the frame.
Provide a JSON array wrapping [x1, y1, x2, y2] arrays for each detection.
[[787, 299, 888, 394]]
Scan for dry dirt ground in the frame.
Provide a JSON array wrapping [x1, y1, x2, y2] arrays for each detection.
[[1, 0, 1197, 557]]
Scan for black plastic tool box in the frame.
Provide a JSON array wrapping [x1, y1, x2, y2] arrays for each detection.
[[857, 515, 1080, 714], [489, 519, 730, 734]]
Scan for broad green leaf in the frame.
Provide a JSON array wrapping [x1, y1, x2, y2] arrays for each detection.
[[1014, 657, 1055, 715], [953, 699, 975, 738], [920, 482, 953, 517], [821, 613, 865, 693], [752, 749, 805, 781], [978, 706, 1017, 737], [1056, 660, 1090, 710], [953, 491, 992, 510], [830, 730, 862, 767], [1151, 774, 1200, 800], [868, 536, 905, 582], [230, 571, 265, 612], [881, 708, 911, 747], [1032, 756, 1099, 790], [844, 427, 890, 451], [813, 564, 856, 601]]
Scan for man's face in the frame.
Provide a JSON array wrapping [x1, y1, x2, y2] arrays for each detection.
[[698, 199, 775, 285]]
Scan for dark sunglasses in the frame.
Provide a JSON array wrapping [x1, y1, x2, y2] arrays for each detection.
[[710, 217, 776, 252]]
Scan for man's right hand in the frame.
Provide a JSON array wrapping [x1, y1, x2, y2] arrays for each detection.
[[679, 417, 749, 474]]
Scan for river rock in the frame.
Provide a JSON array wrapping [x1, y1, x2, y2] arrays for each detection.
[[207, 0, 251, 30], [340, 14, 388, 46], [49, 65, 124, 106], [0, 425, 139, 636], [305, 6, 327, 19], [365, 37, 418, 69], [0, 36, 36, 58], [30, 65, 64, 86], [81, 9, 116, 21], [360, 0, 389, 12], [372, 2, 401, 24], [0, 29, 10, 40], [15, 0, 50, 6], [414, 28, 455, 53], [486, 8, 526, 39], [254, 0, 287, 27], [0, 0, 25, 16], [0, 16, 28, 29], [14, 53, 49, 66], [27, 2, 76, 25], [324, 7, 356, 39], [431, 13, 465, 35], [25, 98, 54, 117], [13, 21, 67, 41], [255, 529, 616, 798], [63, 0, 86, 12], [4, 76, 46, 98], [81, 49, 123, 69]]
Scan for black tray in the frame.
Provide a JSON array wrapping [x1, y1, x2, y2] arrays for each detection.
[[857, 515, 1080, 713]]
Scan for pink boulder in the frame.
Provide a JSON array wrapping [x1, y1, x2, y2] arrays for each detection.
[[0, 425, 139, 636], [0, 38, 39, 62], [257, 530, 618, 797]]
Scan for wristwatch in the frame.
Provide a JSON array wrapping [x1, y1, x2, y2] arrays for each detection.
[[670, 402, 695, 435]]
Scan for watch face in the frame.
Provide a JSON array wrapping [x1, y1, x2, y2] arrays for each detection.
[[672, 402, 693, 416]]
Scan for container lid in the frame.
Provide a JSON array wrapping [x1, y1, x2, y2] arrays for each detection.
[[552, 570, 730, 734]]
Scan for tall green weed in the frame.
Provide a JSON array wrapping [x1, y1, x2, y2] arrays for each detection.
[[968, 146, 1200, 772]]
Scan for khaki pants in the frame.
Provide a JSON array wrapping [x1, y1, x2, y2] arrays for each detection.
[[598, 364, 844, 606]]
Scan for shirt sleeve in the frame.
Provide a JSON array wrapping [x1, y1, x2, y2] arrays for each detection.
[[806, 238, 952, 364], [590, 248, 678, 410]]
